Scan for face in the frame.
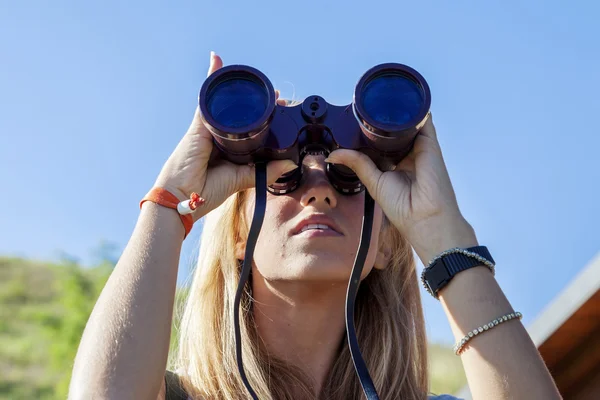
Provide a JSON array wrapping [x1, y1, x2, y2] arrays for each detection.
[[238, 154, 386, 283]]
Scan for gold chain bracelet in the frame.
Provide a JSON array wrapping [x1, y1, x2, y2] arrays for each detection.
[[454, 311, 523, 355]]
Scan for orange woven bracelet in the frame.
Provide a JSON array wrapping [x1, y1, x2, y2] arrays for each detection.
[[140, 187, 204, 239]]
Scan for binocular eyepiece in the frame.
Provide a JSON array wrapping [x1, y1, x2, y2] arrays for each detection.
[[199, 63, 431, 195]]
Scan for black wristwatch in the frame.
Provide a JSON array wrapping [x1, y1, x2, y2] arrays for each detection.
[[421, 246, 495, 299]]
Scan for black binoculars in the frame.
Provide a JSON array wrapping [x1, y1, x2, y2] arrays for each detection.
[[198, 63, 431, 195]]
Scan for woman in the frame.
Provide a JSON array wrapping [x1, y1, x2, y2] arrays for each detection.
[[69, 52, 561, 400]]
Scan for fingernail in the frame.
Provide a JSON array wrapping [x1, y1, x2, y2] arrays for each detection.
[[210, 50, 215, 59]]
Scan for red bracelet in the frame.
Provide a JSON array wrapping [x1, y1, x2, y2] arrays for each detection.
[[139, 188, 204, 239]]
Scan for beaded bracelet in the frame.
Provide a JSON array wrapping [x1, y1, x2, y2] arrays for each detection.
[[454, 311, 523, 355], [426, 247, 496, 275]]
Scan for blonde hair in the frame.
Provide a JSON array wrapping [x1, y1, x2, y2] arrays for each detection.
[[174, 188, 429, 399]]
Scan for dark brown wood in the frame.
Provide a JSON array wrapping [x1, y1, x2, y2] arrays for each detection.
[[556, 325, 600, 397], [537, 289, 600, 398]]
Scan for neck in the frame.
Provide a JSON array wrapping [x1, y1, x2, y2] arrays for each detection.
[[252, 274, 347, 395]]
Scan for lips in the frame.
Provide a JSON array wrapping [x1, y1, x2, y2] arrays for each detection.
[[299, 223, 334, 233], [293, 215, 343, 236]]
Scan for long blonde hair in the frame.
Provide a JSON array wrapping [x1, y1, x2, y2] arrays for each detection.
[[174, 189, 429, 399]]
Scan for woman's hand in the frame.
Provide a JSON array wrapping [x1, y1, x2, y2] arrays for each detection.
[[153, 52, 297, 220], [325, 117, 478, 264]]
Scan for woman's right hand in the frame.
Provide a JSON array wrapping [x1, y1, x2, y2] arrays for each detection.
[[153, 51, 297, 220]]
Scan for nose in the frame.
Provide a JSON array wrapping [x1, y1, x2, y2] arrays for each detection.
[[299, 156, 338, 208]]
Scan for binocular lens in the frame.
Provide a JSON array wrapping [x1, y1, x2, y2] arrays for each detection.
[[360, 73, 424, 126], [206, 76, 269, 129]]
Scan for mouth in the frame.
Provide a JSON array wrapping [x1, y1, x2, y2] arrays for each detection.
[[293, 216, 344, 237], [298, 223, 337, 234], [296, 224, 343, 238]]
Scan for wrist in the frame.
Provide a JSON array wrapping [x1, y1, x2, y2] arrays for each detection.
[[140, 201, 186, 238], [407, 214, 479, 265], [140, 187, 203, 238], [153, 181, 189, 203]]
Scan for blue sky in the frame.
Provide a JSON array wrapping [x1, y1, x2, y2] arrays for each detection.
[[1, 0, 599, 344]]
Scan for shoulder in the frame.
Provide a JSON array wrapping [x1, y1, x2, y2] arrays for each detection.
[[428, 395, 464, 400]]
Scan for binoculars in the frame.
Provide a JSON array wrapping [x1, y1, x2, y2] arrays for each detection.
[[198, 62, 431, 195]]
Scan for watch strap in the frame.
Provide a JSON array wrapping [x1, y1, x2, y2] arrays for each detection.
[[422, 246, 494, 299]]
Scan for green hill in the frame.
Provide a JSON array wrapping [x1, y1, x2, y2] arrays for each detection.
[[0, 256, 112, 399], [0, 256, 465, 399]]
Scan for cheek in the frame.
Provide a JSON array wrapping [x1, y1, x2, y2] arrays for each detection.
[[263, 194, 296, 228], [363, 206, 384, 272], [250, 195, 297, 264], [244, 193, 294, 227], [344, 193, 366, 228], [370, 205, 384, 243], [344, 193, 382, 239], [342, 196, 384, 274]]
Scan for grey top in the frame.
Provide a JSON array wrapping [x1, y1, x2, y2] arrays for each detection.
[[178, 396, 462, 399], [167, 370, 463, 400], [184, 394, 462, 399]]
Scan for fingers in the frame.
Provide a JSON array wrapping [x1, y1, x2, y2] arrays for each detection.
[[419, 113, 437, 140], [266, 160, 298, 185], [395, 152, 416, 175], [235, 159, 298, 192], [275, 89, 288, 106], [325, 149, 384, 200], [207, 51, 223, 77], [410, 115, 444, 158], [186, 52, 223, 137]]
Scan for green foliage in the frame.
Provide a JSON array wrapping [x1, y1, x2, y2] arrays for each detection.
[[0, 256, 111, 400], [167, 286, 190, 367], [428, 342, 467, 396], [0, 256, 466, 399]]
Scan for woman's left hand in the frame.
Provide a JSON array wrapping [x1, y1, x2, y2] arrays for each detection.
[[325, 116, 478, 264]]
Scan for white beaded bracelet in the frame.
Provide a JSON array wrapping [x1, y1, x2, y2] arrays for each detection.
[[426, 247, 496, 274], [454, 311, 523, 355]]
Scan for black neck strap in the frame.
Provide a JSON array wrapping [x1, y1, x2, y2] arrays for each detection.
[[345, 190, 379, 399]]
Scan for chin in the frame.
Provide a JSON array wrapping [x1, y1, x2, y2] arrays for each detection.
[[279, 253, 356, 282]]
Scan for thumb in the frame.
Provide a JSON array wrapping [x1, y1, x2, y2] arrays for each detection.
[[207, 51, 223, 77], [235, 159, 298, 191], [186, 51, 224, 137], [325, 149, 383, 199], [265, 159, 299, 185]]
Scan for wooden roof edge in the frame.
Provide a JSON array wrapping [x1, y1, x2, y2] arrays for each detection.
[[527, 251, 600, 347]]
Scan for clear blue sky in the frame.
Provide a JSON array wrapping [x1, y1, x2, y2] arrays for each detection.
[[1, 0, 599, 344]]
